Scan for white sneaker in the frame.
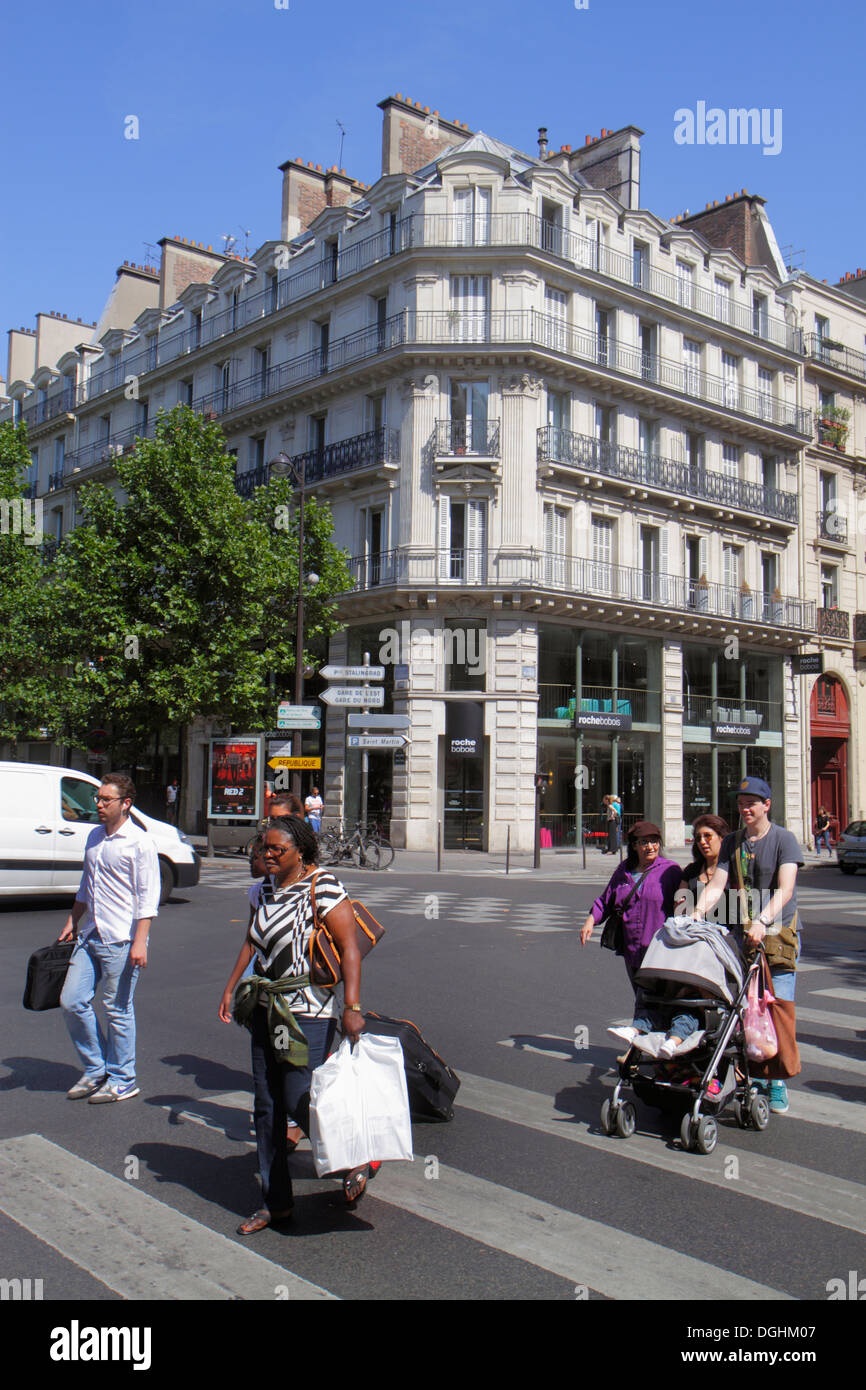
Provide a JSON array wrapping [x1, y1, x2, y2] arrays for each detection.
[[67, 1074, 107, 1100], [88, 1081, 140, 1104], [657, 1037, 681, 1059], [608, 1026, 639, 1045]]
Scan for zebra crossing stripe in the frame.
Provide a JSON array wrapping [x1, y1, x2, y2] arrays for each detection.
[[464, 1070, 866, 1226], [0, 1134, 336, 1301], [371, 1157, 792, 1301], [796, 1005, 864, 1031], [812, 986, 866, 1004]]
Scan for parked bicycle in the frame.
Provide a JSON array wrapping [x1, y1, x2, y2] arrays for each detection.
[[318, 821, 395, 870]]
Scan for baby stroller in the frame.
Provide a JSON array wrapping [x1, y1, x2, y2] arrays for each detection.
[[600, 921, 771, 1155]]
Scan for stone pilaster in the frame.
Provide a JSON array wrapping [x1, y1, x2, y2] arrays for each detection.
[[661, 640, 685, 848], [498, 372, 543, 551]]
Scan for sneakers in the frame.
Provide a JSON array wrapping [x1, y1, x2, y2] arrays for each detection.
[[88, 1080, 141, 1104], [768, 1080, 789, 1114], [608, 1026, 640, 1046], [67, 1074, 107, 1100]]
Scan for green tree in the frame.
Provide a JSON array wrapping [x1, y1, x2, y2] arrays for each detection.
[[49, 406, 352, 766], [0, 421, 54, 745]]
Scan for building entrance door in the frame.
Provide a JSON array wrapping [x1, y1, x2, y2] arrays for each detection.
[[443, 755, 485, 850]]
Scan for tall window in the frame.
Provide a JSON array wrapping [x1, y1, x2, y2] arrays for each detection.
[[761, 453, 778, 497], [544, 287, 568, 351], [439, 496, 487, 583], [595, 306, 612, 366], [191, 310, 202, 349], [591, 516, 614, 593], [714, 277, 733, 325], [721, 443, 740, 480], [820, 564, 838, 609], [722, 352, 740, 409], [365, 393, 385, 435], [632, 241, 649, 290], [676, 260, 695, 308], [685, 431, 704, 480], [723, 543, 743, 595], [595, 403, 616, 452], [317, 321, 330, 374], [454, 186, 491, 246], [640, 323, 657, 381], [543, 504, 568, 586], [758, 365, 774, 419], [640, 524, 667, 602], [682, 338, 701, 395], [450, 275, 490, 342], [752, 294, 769, 338], [639, 417, 657, 481], [547, 389, 570, 434], [450, 381, 489, 453], [53, 437, 65, 479], [761, 551, 779, 606], [540, 199, 563, 255]]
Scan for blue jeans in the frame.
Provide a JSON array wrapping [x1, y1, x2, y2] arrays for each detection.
[[250, 1010, 336, 1212], [815, 830, 831, 854], [60, 935, 140, 1086]]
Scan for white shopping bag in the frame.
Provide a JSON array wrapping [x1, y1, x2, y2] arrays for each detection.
[[309, 1033, 414, 1177]]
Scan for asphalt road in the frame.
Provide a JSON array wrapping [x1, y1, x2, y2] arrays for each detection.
[[1, 856, 864, 1334]]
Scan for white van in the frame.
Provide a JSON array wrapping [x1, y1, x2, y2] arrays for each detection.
[[0, 762, 200, 904]]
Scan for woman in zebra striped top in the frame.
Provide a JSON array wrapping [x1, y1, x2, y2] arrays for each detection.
[[219, 816, 368, 1233]]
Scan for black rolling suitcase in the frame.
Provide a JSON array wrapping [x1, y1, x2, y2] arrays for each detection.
[[362, 1011, 460, 1121]]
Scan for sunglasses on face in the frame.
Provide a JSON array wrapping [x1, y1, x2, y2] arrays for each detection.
[[636, 836, 661, 846]]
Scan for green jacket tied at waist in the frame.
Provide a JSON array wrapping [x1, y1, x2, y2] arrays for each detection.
[[232, 971, 314, 1066]]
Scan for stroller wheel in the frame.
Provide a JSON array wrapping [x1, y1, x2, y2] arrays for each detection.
[[749, 1093, 770, 1130], [694, 1116, 718, 1155], [600, 1099, 617, 1136], [732, 1098, 751, 1129], [680, 1112, 695, 1151], [615, 1102, 636, 1138]]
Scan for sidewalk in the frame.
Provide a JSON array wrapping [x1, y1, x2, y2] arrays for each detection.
[[190, 837, 841, 881]]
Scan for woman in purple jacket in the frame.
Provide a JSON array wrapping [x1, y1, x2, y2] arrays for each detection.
[[579, 821, 683, 986]]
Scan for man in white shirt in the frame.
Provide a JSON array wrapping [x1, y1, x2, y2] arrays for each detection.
[[304, 785, 324, 832], [58, 774, 160, 1103]]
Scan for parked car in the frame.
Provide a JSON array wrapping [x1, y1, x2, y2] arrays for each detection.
[[836, 821, 866, 875], [0, 762, 199, 904]]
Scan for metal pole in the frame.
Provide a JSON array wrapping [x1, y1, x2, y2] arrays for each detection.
[[360, 652, 370, 834], [506, 824, 511, 875], [534, 775, 541, 869], [292, 456, 306, 801], [437, 820, 442, 872]]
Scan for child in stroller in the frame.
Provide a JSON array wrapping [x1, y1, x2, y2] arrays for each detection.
[[601, 917, 771, 1153]]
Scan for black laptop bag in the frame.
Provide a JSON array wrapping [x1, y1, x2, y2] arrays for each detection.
[[362, 1011, 460, 1121]]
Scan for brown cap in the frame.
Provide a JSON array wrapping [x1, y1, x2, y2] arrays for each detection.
[[628, 820, 662, 842]]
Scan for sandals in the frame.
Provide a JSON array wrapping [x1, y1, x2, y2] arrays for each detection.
[[236, 1207, 293, 1236], [341, 1161, 382, 1207]]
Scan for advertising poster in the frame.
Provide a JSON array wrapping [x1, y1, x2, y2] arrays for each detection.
[[208, 737, 262, 819]]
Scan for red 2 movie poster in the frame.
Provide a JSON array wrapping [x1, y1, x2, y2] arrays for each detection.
[[208, 739, 261, 818]]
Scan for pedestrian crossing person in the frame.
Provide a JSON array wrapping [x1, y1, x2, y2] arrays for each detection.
[[693, 777, 802, 1114], [219, 816, 372, 1234], [58, 774, 159, 1104]]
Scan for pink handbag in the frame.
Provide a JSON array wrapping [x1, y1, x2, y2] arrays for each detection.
[[743, 963, 778, 1061]]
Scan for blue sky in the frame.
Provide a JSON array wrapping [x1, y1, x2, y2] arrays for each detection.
[[2, 0, 862, 353]]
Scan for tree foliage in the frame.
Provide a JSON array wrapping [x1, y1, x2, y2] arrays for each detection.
[[0, 422, 54, 743]]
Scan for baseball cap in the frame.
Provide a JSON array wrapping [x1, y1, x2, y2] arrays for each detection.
[[627, 820, 662, 842], [737, 777, 772, 801]]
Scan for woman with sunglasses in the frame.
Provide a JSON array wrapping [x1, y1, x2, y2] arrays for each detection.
[[219, 816, 374, 1234], [675, 815, 731, 920]]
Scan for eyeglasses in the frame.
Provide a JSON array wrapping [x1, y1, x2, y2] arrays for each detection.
[[695, 831, 717, 842], [95, 795, 123, 805], [636, 836, 661, 846], [261, 844, 293, 858]]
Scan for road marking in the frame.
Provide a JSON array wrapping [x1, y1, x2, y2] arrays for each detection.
[[0, 1134, 335, 1301], [797, 1042, 864, 1076], [371, 1158, 791, 1301], [496, 1037, 866, 1134], [458, 1072, 866, 1232], [813, 987, 866, 1004], [796, 1005, 864, 1031]]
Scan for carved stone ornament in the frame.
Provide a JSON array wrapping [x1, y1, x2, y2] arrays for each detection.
[[401, 373, 439, 400], [500, 373, 544, 397]]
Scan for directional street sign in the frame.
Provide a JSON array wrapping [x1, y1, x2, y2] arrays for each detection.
[[276, 703, 321, 729], [321, 686, 385, 707], [268, 756, 322, 770], [319, 664, 386, 681], [347, 735, 408, 749], [346, 713, 411, 729]]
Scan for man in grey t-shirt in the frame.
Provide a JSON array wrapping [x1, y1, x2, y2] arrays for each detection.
[[694, 776, 802, 1115]]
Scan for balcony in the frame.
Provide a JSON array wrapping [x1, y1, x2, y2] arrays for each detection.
[[434, 419, 501, 457], [47, 469, 64, 492], [190, 310, 811, 437], [297, 427, 401, 485], [804, 333, 866, 384], [818, 508, 848, 544], [21, 387, 77, 429], [538, 427, 799, 524], [539, 683, 660, 722], [682, 693, 781, 732], [64, 422, 154, 477], [234, 464, 270, 498], [344, 547, 815, 630], [816, 608, 850, 639]]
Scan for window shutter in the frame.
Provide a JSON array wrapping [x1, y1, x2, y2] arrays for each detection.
[[438, 494, 451, 579]]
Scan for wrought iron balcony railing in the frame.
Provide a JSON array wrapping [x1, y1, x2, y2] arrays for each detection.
[[804, 332, 866, 384], [434, 419, 501, 456], [293, 427, 401, 484], [816, 607, 850, 639], [344, 547, 816, 629], [233, 464, 271, 498], [538, 427, 799, 523], [64, 422, 155, 476], [188, 310, 810, 435], [21, 387, 77, 428]]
